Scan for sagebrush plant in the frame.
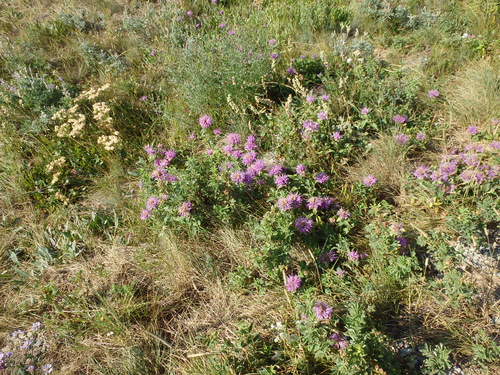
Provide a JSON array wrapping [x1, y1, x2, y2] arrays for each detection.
[[1, 0, 499, 374]]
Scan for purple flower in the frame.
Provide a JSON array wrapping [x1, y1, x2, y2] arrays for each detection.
[[296, 164, 307, 176], [199, 114, 213, 128], [362, 175, 377, 186], [231, 149, 243, 158], [219, 23, 226, 28], [313, 301, 333, 320], [270, 52, 279, 59], [150, 50, 155, 56], [32, 322, 42, 330], [277, 197, 291, 211], [315, 172, 329, 184], [226, 133, 241, 145], [318, 111, 327, 121], [164, 149, 177, 161], [394, 134, 410, 145], [187, 11, 193, 16], [205, 149, 214, 156], [269, 164, 284, 177], [140, 95, 147, 101], [42, 364, 53, 374], [146, 196, 160, 210], [242, 151, 257, 166], [248, 159, 266, 174], [295, 217, 313, 234], [489, 141, 500, 150], [244, 135, 258, 150], [231, 170, 246, 184], [467, 126, 478, 135], [427, 90, 440, 98], [285, 274, 301, 292], [416, 132, 426, 140], [304, 197, 320, 210], [213, 128, 221, 135], [26, 366, 35, 372], [287, 67, 297, 75], [275, 174, 290, 187], [321, 95, 330, 101], [144, 144, 155, 156], [268, 38, 277, 46], [229, 29, 235, 35], [336, 269, 346, 277], [302, 119, 319, 138], [178, 201, 192, 217], [189, 133, 195, 140], [413, 165, 430, 179], [329, 332, 349, 350], [361, 107, 370, 115], [306, 95, 315, 103], [333, 131, 343, 141], [337, 208, 350, 219], [286, 193, 303, 208], [347, 250, 360, 261], [396, 237, 408, 248], [140, 209, 151, 220], [22, 340, 33, 349], [392, 114, 408, 123]]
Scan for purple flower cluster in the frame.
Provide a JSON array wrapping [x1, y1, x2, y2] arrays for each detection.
[[427, 90, 440, 98], [329, 332, 349, 350], [178, 201, 193, 217], [301, 119, 319, 139], [305, 196, 336, 210], [362, 175, 377, 186], [0, 352, 12, 370], [394, 134, 410, 145], [285, 274, 301, 292], [296, 164, 307, 176], [392, 114, 408, 123], [315, 172, 329, 184], [199, 114, 213, 128], [295, 217, 313, 234], [313, 301, 333, 320]]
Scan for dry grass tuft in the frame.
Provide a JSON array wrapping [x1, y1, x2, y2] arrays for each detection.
[[348, 133, 411, 199], [445, 59, 500, 128]]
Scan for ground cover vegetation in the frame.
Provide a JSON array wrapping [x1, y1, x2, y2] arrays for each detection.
[[0, 0, 499, 373]]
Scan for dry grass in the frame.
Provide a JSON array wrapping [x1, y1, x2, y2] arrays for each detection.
[[348, 133, 412, 199], [445, 59, 500, 128]]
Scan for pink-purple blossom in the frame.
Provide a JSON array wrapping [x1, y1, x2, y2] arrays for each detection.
[[274, 174, 290, 187], [226, 133, 241, 144], [315, 172, 329, 184], [296, 164, 307, 176], [362, 175, 377, 186], [427, 90, 440, 98], [333, 132, 343, 141], [394, 134, 410, 145], [178, 201, 192, 217], [361, 107, 370, 115], [467, 126, 478, 135], [392, 114, 408, 123], [313, 302, 333, 320], [199, 114, 213, 128], [285, 274, 301, 292], [318, 111, 328, 121], [329, 332, 349, 350], [295, 217, 313, 234]]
